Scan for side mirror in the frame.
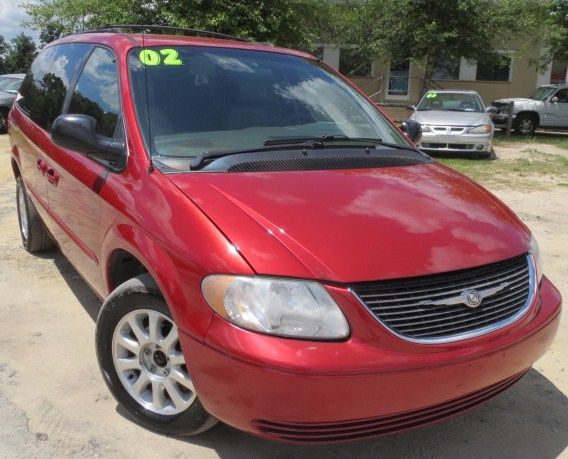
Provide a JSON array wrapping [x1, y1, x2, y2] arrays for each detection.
[[486, 106, 499, 114], [550, 96, 559, 103], [401, 119, 422, 144], [51, 114, 125, 167], [405, 105, 416, 111]]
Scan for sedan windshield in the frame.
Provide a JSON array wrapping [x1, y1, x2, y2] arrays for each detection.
[[417, 92, 484, 112], [128, 46, 406, 160], [528, 86, 556, 101], [0, 77, 23, 94]]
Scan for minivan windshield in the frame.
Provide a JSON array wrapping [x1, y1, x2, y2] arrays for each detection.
[[128, 46, 406, 161], [416, 92, 484, 113]]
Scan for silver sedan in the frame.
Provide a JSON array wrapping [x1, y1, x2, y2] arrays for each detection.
[[407, 90, 494, 158]]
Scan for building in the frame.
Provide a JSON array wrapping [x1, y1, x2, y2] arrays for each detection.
[[317, 41, 568, 121]]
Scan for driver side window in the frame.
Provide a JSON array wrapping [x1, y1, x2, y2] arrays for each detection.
[[555, 89, 568, 103], [68, 47, 121, 137]]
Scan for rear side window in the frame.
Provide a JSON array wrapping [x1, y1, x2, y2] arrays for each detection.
[[19, 43, 92, 131], [68, 47, 121, 138]]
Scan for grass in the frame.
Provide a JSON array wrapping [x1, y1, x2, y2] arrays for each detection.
[[438, 152, 568, 190], [492, 132, 568, 150]]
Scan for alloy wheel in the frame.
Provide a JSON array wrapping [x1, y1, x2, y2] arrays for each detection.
[[112, 309, 196, 415]]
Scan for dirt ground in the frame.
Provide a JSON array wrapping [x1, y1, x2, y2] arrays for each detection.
[[0, 134, 566, 459]]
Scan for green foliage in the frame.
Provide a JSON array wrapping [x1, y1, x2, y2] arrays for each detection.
[[541, 0, 568, 63], [0, 34, 38, 74], [23, 0, 332, 50], [39, 22, 65, 46], [0, 35, 9, 74], [336, 0, 550, 89]]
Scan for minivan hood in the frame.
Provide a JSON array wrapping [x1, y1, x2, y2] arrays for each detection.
[[410, 110, 488, 127], [167, 164, 530, 282]]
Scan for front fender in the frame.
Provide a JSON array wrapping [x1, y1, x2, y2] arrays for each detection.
[[100, 222, 252, 342]]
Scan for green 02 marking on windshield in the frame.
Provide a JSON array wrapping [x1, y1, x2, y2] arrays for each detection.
[[139, 48, 183, 66]]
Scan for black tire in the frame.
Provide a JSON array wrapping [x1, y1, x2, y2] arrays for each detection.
[[96, 273, 217, 436], [513, 114, 537, 136], [0, 108, 7, 134], [16, 177, 55, 252], [478, 148, 497, 160]]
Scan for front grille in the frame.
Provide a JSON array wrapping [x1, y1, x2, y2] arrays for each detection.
[[254, 370, 527, 443], [421, 142, 474, 150], [351, 255, 533, 342]]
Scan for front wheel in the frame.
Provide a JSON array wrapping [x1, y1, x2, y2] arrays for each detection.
[[513, 114, 537, 135], [95, 274, 217, 436]]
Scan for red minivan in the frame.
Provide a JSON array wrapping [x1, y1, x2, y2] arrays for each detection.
[[8, 26, 561, 443]]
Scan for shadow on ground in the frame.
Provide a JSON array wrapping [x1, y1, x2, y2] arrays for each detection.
[[40, 249, 568, 459]]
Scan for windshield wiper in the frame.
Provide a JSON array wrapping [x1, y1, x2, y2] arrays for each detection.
[[263, 135, 416, 151], [263, 134, 381, 146], [189, 136, 417, 170]]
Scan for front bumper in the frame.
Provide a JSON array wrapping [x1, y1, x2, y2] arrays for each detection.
[[491, 112, 515, 129], [180, 276, 561, 444], [419, 131, 493, 154]]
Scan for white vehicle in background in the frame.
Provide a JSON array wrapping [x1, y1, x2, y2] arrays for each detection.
[[488, 85, 568, 135], [407, 90, 494, 159]]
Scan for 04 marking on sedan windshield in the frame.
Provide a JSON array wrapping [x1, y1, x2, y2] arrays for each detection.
[[419, 282, 510, 308]]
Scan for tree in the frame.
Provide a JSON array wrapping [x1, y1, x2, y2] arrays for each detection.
[[40, 22, 65, 46], [4, 34, 38, 73], [0, 35, 9, 74], [540, 0, 568, 64], [23, 0, 333, 50], [337, 0, 549, 94]]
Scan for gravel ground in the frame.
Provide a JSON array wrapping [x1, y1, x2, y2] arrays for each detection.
[[0, 135, 566, 458]]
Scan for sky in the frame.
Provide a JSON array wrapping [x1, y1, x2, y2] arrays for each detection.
[[0, 0, 40, 43]]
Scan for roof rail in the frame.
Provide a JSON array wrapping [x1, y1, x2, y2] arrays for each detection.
[[75, 24, 249, 42]]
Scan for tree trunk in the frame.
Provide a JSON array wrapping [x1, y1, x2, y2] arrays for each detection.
[[420, 56, 433, 98]]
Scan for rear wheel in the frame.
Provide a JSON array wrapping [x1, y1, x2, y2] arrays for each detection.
[[513, 114, 537, 135], [96, 274, 217, 436], [16, 177, 55, 252]]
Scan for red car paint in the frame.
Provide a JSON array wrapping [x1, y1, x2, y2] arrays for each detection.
[[8, 32, 561, 443]]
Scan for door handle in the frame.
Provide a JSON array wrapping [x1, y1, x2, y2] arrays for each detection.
[[46, 167, 59, 186], [36, 158, 48, 174]]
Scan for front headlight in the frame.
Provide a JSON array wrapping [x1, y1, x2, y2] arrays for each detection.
[[202, 275, 350, 340], [421, 125, 431, 132], [467, 124, 492, 134], [529, 235, 543, 283]]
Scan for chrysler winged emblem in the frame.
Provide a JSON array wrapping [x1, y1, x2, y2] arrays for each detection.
[[419, 282, 509, 309]]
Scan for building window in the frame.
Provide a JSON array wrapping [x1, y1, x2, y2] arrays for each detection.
[[550, 59, 567, 84], [339, 48, 372, 77], [432, 57, 460, 80], [388, 60, 410, 96], [476, 55, 511, 82]]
